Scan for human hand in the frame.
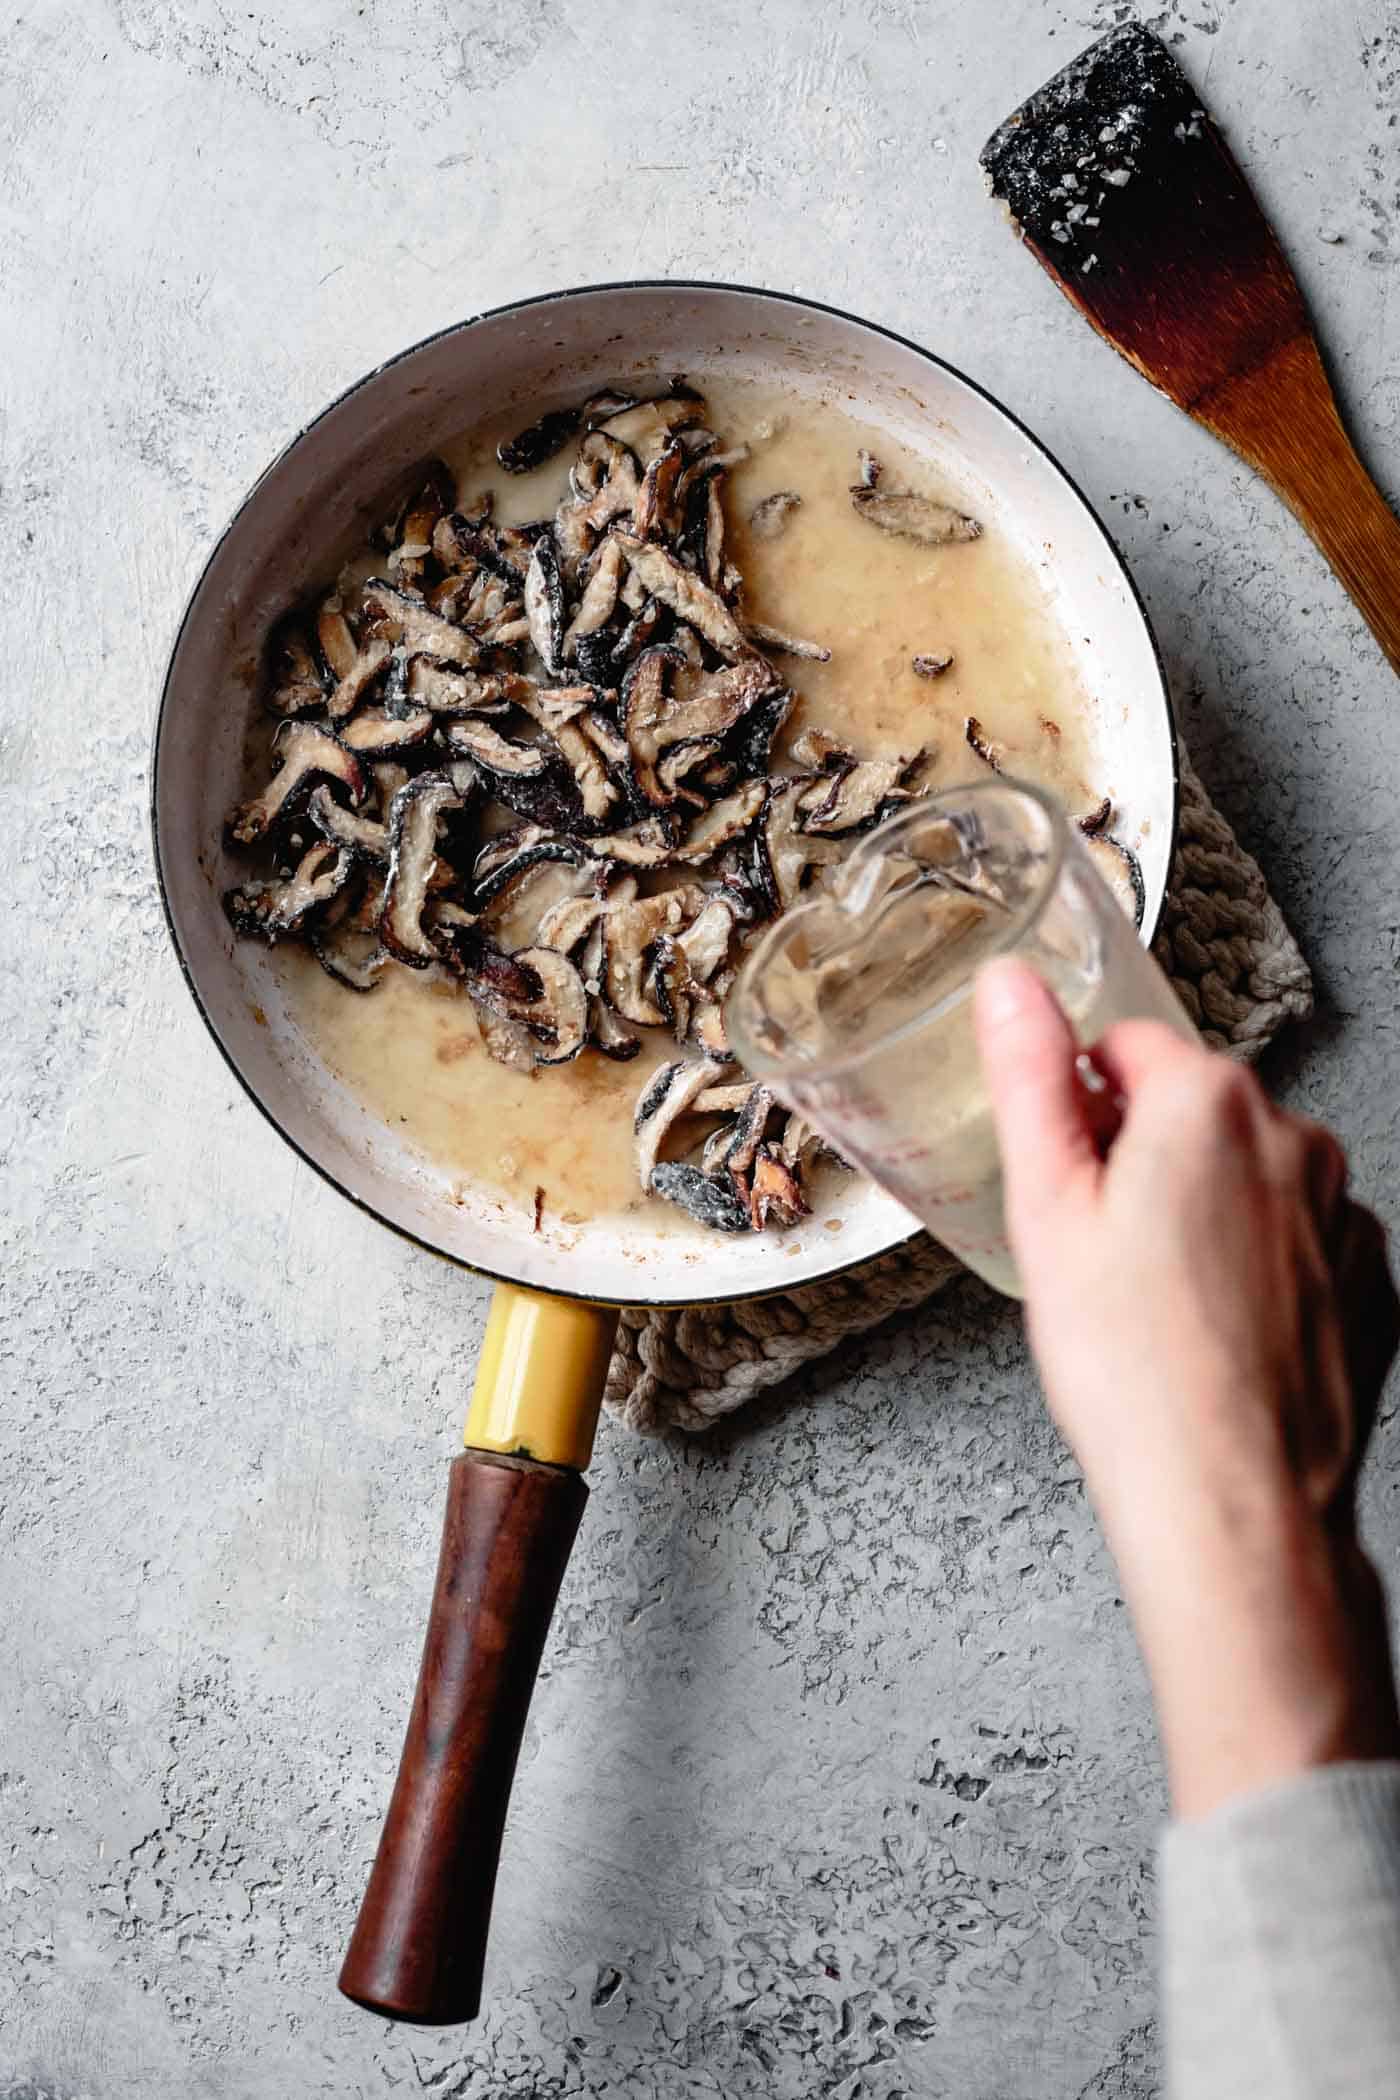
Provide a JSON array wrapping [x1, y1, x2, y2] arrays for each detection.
[[974, 958, 1400, 1817]]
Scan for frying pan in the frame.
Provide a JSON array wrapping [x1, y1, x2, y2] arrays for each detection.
[[152, 281, 1179, 2024]]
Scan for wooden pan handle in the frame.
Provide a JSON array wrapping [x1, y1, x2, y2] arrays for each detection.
[[339, 1284, 618, 2025], [339, 1450, 587, 2023], [1200, 334, 1400, 677]]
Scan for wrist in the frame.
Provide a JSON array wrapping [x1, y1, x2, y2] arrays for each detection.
[[1093, 1457, 1400, 1819]]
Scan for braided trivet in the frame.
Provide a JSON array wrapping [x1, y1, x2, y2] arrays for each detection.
[[605, 758, 1313, 1435]]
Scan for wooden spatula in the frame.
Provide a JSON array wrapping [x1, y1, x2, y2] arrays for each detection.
[[982, 25, 1400, 675]]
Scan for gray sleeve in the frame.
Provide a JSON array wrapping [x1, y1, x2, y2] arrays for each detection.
[[1161, 1762, 1400, 2100]]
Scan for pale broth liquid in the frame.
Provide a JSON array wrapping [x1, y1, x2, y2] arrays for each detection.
[[274, 379, 1104, 1232]]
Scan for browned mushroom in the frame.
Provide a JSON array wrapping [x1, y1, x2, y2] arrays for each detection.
[[265, 616, 327, 718], [851, 488, 982, 544], [612, 535, 753, 660], [360, 579, 482, 667], [742, 620, 831, 663], [224, 840, 353, 942], [380, 772, 471, 965], [338, 706, 437, 754], [964, 716, 1005, 772], [748, 490, 802, 540], [227, 723, 365, 845]]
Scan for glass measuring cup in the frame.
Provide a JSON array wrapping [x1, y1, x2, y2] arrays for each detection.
[[726, 778, 1193, 1296]]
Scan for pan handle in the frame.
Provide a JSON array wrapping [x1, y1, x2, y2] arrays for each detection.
[[338, 1283, 618, 2024]]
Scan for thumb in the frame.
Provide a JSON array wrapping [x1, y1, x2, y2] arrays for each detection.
[[974, 959, 1097, 1224]]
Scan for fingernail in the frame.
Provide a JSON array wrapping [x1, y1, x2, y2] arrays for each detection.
[[975, 958, 1031, 1028]]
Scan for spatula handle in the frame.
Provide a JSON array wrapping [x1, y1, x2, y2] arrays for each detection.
[[1202, 335, 1400, 676], [338, 1449, 587, 2024]]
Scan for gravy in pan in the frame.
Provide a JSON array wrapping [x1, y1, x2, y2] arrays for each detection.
[[274, 378, 1103, 1229]]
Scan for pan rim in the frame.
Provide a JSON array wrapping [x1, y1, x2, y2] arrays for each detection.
[[150, 275, 1179, 1311]]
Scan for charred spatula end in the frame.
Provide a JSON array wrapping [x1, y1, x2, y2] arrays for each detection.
[[980, 23, 1400, 676], [979, 23, 1303, 415]]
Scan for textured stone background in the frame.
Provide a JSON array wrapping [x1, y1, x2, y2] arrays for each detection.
[[3, 1, 1399, 2094]]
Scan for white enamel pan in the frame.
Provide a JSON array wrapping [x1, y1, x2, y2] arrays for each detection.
[[152, 281, 1178, 2024]]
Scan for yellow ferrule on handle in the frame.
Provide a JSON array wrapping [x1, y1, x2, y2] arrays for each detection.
[[465, 1283, 619, 1471]]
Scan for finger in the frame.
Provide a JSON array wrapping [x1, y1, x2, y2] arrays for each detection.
[[1299, 1120, 1349, 1243], [1087, 1016, 1219, 1101], [974, 959, 1099, 1220], [1333, 1202, 1400, 1453]]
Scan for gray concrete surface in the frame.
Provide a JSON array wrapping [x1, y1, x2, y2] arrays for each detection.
[[3, 1, 1399, 2093]]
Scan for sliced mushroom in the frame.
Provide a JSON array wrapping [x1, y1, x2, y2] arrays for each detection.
[[579, 705, 629, 768], [433, 512, 522, 581], [748, 490, 802, 540], [599, 395, 705, 462], [727, 687, 794, 780], [523, 531, 566, 673], [632, 436, 687, 543], [385, 460, 456, 584], [316, 597, 359, 682], [626, 655, 782, 812], [591, 1000, 642, 1061], [498, 404, 583, 474], [562, 538, 626, 656], [1083, 832, 1146, 929], [227, 723, 365, 844], [912, 652, 954, 679], [535, 886, 623, 957], [605, 596, 665, 674], [722, 1083, 776, 1193], [664, 658, 781, 748], [581, 386, 640, 430], [308, 783, 389, 861], [360, 579, 482, 667], [742, 620, 831, 663], [547, 725, 621, 826], [747, 1147, 810, 1231], [673, 779, 768, 862], [747, 776, 847, 913], [688, 1080, 754, 1117], [603, 890, 705, 1024], [613, 535, 753, 661], [649, 1162, 751, 1233], [634, 1058, 736, 1185], [265, 616, 327, 718], [693, 991, 733, 1059], [564, 432, 643, 549], [587, 813, 683, 870], [472, 828, 592, 907], [674, 891, 740, 982], [380, 772, 469, 966], [656, 738, 723, 805], [369, 762, 411, 807], [444, 719, 550, 777], [790, 726, 851, 772], [311, 919, 390, 993], [514, 683, 593, 732], [850, 488, 982, 544], [701, 472, 727, 588], [650, 932, 692, 1041], [338, 706, 437, 754], [964, 716, 1005, 772], [223, 840, 353, 941], [427, 567, 502, 628], [326, 637, 395, 721], [620, 645, 686, 808], [511, 947, 590, 1065], [798, 751, 927, 835]]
